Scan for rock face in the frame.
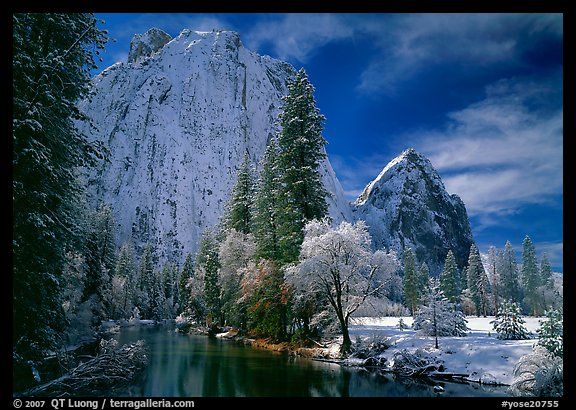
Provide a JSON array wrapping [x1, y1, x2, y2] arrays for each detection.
[[78, 28, 352, 263], [353, 148, 475, 274], [127, 28, 172, 63]]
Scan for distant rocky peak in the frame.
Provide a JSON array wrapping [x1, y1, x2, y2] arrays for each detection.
[[128, 28, 172, 63], [353, 148, 475, 274], [355, 147, 444, 207]]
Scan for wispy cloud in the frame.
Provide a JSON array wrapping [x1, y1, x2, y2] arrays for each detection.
[[355, 13, 563, 95], [243, 13, 355, 63], [415, 74, 563, 220]]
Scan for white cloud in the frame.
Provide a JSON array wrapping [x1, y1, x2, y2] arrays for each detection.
[[414, 76, 563, 219], [244, 13, 355, 63], [355, 13, 563, 95]]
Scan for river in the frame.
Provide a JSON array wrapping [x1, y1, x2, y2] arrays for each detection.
[[114, 324, 510, 397]]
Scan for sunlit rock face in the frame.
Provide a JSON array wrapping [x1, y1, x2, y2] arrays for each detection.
[[78, 28, 352, 263]]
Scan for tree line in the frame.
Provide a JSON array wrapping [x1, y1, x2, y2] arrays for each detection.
[[403, 236, 561, 322]]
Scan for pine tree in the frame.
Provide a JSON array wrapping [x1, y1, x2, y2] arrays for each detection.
[[13, 13, 109, 362], [178, 253, 194, 314], [113, 243, 137, 318], [224, 152, 255, 235], [82, 203, 117, 321], [491, 300, 530, 340], [537, 309, 563, 358], [136, 245, 155, 319], [413, 278, 468, 348], [522, 235, 541, 316], [253, 139, 282, 262], [161, 262, 179, 318], [439, 250, 459, 305], [487, 245, 500, 315], [276, 68, 329, 264], [466, 244, 490, 317], [403, 247, 420, 316], [418, 262, 430, 293], [539, 253, 553, 312], [499, 241, 521, 305], [151, 269, 166, 321], [196, 229, 222, 327]]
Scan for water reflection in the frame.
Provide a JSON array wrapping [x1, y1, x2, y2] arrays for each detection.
[[114, 325, 509, 397]]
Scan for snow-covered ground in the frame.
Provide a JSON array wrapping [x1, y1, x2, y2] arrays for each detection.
[[343, 316, 543, 386]]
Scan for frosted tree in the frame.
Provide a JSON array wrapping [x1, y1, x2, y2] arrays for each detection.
[[522, 235, 541, 316], [537, 309, 563, 358], [538, 253, 556, 312], [253, 139, 282, 262], [82, 203, 117, 321], [487, 245, 500, 315], [13, 13, 109, 363], [439, 250, 460, 305], [178, 253, 194, 314], [61, 250, 92, 343], [276, 68, 329, 264], [413, 278, 468, 348], [418, 262, 430, 294], [499, 241, 521, 305], [224, 152, 255, 235], [466, 244, 490, 317], [218, 230, 255, 328], [136, 245, 155, 319], [288, 219, 399, 354], [151, 269, 167, 320], [111, 242, 137, 319], [196, 229, 222, 327], [161, 262, 179, 319], [491, 300, 530, 340], [403, 247, 420, 316], [511, 345, 563, 397]]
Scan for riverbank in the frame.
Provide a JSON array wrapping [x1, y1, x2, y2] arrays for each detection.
[[207, 316, 544, 388]]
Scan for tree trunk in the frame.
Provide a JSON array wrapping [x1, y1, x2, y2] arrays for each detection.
[[340, 321, 352, 355]]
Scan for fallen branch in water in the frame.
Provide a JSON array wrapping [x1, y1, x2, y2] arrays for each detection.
[[17, 340, 148, 397]]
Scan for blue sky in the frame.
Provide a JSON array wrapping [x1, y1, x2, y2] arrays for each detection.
[[93, 13, 563, 272]]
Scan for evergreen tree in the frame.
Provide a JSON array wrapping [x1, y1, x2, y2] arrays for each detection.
[[539, 253, 553, 312], [111, 243, 136, 319], [245, 260, 289, 342], [276, 68, 329, 263], [136, 245, 155, 319], [403, 247, 420, 316], [491, 300, 530, 340], [82, 203, 117, 321], [253, 139, 283, 261], [537, 309, 563, 358], [161, 262, 179, 318], [539, 253, 553, 287], [439, 250, 459, 305], [196, 229, 222, 327], [413, 278, 468, 348], [522, 235, 541, 316], [487, 245, 500, 315], [224, 152, 255, 235], [218, 230, 255, 328], [418, 262, 430, 293], [466, 244, 490, 317], [499, 241, 521, 304], [178, 253, 194, 314], [13, 13, 108, 363], [151, 269, 167, 321]]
